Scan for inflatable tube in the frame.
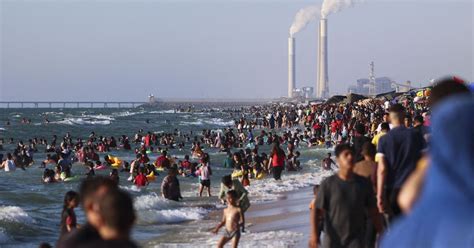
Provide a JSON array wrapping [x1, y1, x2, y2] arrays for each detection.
[[108, 155, 123, 167], [231, 170, 243, 179], [64, 176, 81, 182], [146, 171, 156, 181], [94, 165, 108, 170], [253, 169, 265, 180]]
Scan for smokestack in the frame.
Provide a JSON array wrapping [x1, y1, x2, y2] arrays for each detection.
[[288, 37, 295, 98], [317, 18, 329, 99]]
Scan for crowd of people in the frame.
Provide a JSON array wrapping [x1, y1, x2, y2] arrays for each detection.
[[1, 76, 473, 248]]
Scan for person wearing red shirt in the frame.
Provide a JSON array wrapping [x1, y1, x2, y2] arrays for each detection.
[[155, 151, 170, 169], [134, 168, 148, 187]]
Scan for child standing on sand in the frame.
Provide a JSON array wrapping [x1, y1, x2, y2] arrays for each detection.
[[213, 190, 244, 248]]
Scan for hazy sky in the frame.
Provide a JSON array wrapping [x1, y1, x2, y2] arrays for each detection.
[[1, 0, 472, 101]]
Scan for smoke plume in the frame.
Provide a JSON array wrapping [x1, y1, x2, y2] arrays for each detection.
[[289, 5, 320, 37], [321, 0, 358, 18]]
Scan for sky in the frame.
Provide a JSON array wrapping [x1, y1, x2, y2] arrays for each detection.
[[0, 0, 472, 101]]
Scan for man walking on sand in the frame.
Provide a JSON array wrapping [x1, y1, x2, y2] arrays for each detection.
[[310, 144, 382, 248], [376, 104, 425, 221]]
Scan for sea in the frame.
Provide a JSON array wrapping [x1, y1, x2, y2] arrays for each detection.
[[0, 104, 331, 247]]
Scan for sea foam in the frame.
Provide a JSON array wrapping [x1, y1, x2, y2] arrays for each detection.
[[134, 193, 208, 224], [0, 206, 34, 224]]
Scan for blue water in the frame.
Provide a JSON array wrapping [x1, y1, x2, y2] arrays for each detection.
[[0, 104, 328, 247]]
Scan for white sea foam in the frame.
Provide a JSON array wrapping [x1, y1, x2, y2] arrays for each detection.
[[42, 111, 64, 116], [134, 193, 208, 224], [180, 120, 204, 126], [113, 111, 139, 117], [120, 185, 143, 193], [134, 193, 178, 211], [82, 114, 115, 121], [247, 166, 334, 203], [139, 207, 208, 224], [52, 118, 111, 126], [0, 128, 5, 131], [0, 206, 34, 224], [149, 110, 176, 114], [180, 118, 234, 127], [206, 118, 234, 126], [156, 230, 303, 247]]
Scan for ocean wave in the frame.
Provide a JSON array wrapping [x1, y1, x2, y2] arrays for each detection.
[[180, 120, 204, 126], [247, 168, 334, 203], [134, 193, 208, 224], [148, 110, 176, 114], [82, 114, 115, 121], [138, 207, 208, 224], [112, 110, 145, 117], [160, 230, 303, 247], [0, 128, 5, 131], [0, 206, 34, 224], [134, 193, 179, 211], [51, 118, 111, 126], [180, 118, 234, 127], [42, 111, 64, 116]]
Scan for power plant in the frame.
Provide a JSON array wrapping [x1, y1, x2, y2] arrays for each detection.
[[317, 18, 329, 99], [288, 37, 295, 98], [287, 18, 329, 100], [288, 0, 359, 100]]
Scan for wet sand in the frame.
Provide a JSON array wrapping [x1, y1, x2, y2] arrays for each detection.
[[245, 186, 313, 247], [206, 186, 314, 247]]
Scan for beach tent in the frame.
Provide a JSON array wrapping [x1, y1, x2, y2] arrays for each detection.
[[375, 91, 400, 101], [325, 95, 346, 104], [344, 93, 367, 104]]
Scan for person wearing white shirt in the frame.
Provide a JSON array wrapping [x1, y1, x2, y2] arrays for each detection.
[[1, 153, 16, 172]]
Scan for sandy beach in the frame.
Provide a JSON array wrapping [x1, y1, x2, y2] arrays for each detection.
[[245, 186, 314, 247]]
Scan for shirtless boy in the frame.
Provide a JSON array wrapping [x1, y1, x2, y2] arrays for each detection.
[[212, 190, 244, 248], [321, 153, 336, 170]]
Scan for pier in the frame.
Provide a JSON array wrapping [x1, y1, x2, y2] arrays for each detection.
[[0, 101, 147, 109]]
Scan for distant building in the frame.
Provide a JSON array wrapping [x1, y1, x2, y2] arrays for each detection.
[[292, 86, 314, 99], [347, 77, 396, 95]]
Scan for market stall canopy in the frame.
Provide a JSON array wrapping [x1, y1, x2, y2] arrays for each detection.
[[325, 95, 346, 104], [344, 93, 367, 103]]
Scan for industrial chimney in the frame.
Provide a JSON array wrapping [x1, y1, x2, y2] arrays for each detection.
[[288, 37, 295, 98], [317, 18, 329, 99]]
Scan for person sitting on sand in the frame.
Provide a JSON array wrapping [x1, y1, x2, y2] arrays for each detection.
[[212, 190, 244, 248]]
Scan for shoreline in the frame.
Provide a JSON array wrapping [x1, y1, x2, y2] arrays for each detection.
[[245, 186, 314, 247], [205, 186, 315, 247]]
